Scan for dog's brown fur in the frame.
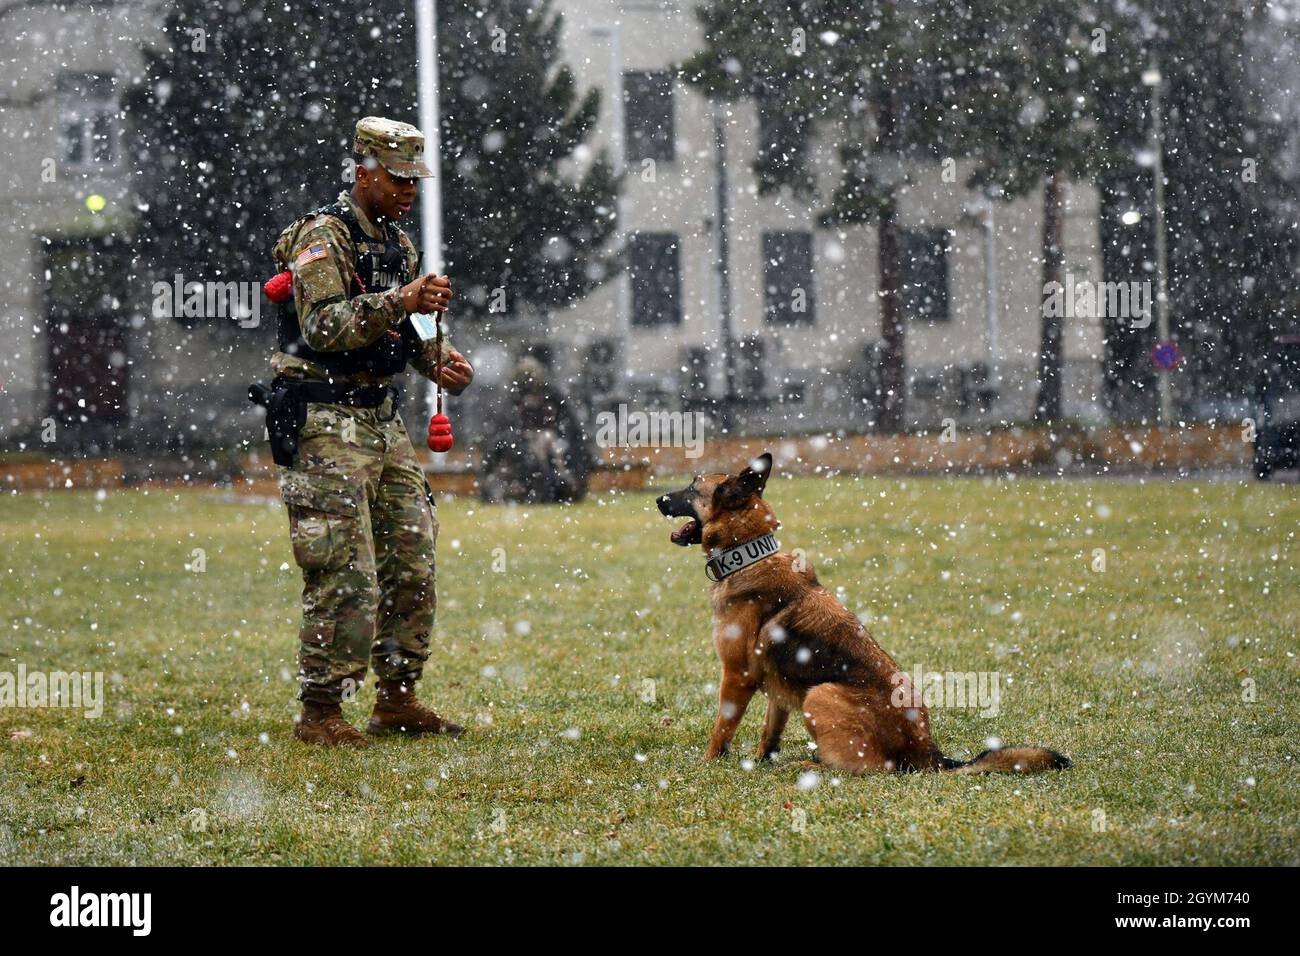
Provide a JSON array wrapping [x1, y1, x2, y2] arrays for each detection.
[[657, 453, 1071, 775]]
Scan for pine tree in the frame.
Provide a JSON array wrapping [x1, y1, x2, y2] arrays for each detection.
[[927, 0, 1296, 420], [127, 1, 411, 303], [924, 0, 1125, 424], [684, 0, 925, 432], [437, 0, 619, 328], [127, 0, 618, 333], [1092, 0, 1297, 415]]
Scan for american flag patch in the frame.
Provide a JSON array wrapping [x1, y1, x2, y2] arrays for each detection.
[[295, 243, 327, 267]]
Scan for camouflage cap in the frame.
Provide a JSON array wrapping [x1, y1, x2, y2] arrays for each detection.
[[353, 116, 434, 179]]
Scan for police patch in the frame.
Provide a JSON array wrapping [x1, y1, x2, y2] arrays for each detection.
[[295, 243, 328, 267]]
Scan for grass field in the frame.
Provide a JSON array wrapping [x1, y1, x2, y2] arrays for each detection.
[[0, 474, 1296, 866]]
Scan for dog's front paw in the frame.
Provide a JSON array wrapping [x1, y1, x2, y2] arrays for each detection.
[[757, 745, 781, 762], [703, 741, 730, 761]]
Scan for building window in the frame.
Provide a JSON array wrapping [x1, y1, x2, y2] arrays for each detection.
[[680, 345, 710, 409], [892, 69, 945, 154], [583, 339, 619, 399], [755, 96, 811, 189], [623, 71, 674, 163], [898, 229, 950, 322], [738, 335, 768, 397], [756, 97, 783, 160], [763, 231, 815, 325], [59, 73, 119, 168], [628, 232, 681, 327]]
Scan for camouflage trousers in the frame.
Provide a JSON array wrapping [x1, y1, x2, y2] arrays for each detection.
[[278, 398, 438, 704]]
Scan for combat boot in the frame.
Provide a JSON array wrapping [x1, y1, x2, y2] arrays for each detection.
[[367, 678, 465, 738], [293, 700, 369, 748]]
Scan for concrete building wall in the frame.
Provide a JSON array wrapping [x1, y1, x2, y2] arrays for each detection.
[[0, 2, 160, 442], [0, 1, 272, 456]]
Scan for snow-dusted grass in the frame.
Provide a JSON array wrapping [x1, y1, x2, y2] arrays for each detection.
[[1, 475, 1296, 865]]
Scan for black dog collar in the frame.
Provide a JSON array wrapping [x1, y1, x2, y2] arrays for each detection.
[[705, 532, 780, 582]]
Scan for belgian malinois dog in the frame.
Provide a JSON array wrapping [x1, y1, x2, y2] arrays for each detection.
[[657, 453, 1071, 774]]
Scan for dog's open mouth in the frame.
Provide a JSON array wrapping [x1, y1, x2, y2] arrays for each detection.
[[670, 518, 701, 546]]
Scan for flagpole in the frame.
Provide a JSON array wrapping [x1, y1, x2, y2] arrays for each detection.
[[1143, 60, 1172, 426], [415, 0, 442, 273], [415, 0, 444, 428]]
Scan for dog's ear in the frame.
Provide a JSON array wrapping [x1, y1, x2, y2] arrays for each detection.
[[714, 453, 773, 509]]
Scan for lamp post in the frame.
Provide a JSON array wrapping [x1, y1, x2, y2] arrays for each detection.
[[958, 194, 1000, 387], [711, 98, 738, 422], [588, 25, 630, 405], [1142, 61, 1173, 426], [978, 187, 1002, 386]]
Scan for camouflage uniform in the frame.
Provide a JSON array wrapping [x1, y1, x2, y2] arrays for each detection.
[[480, 358, 590, 503], [271, 117, 458, 705]]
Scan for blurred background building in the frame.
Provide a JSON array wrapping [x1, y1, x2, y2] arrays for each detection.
[[513, 0, 1106, 438]]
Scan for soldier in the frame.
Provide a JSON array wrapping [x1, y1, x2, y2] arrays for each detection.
[[268, 116, 474, 747], [479, 357, 590, 504]]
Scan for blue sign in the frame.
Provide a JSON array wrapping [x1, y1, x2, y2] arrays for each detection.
[[1152, 341, 1181, 370]]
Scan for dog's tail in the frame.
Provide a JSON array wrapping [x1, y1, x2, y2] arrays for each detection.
[[940, 746, 1072, 774]]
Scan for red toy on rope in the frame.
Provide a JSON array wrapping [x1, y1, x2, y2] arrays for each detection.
[[268, 267, 454, 449], [263, 270, 294, 304], [427, 312, 454, 452], [428, 412, 453, 452]]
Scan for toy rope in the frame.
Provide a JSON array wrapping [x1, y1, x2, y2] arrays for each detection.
[[435, 313, 444, 414]]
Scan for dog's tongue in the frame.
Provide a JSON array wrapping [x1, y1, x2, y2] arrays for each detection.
[[670, 519, 698, 544]]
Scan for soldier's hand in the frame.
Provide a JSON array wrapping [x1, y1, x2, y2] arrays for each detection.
[[422, 274, 452, 313], [398, 276, 425, 314], [436, 349, 474, 395], [399, 274, 453, 315]]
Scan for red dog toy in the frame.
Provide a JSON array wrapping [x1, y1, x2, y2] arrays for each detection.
[[427, 412, 453, 452], [268, 268, 455, 450], [263, 269, 293, 304]]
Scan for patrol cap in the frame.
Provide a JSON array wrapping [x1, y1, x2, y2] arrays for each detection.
[[353, 116, 434, 179]]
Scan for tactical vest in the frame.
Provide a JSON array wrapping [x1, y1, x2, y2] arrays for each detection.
[[277, 202, 419, 377]]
